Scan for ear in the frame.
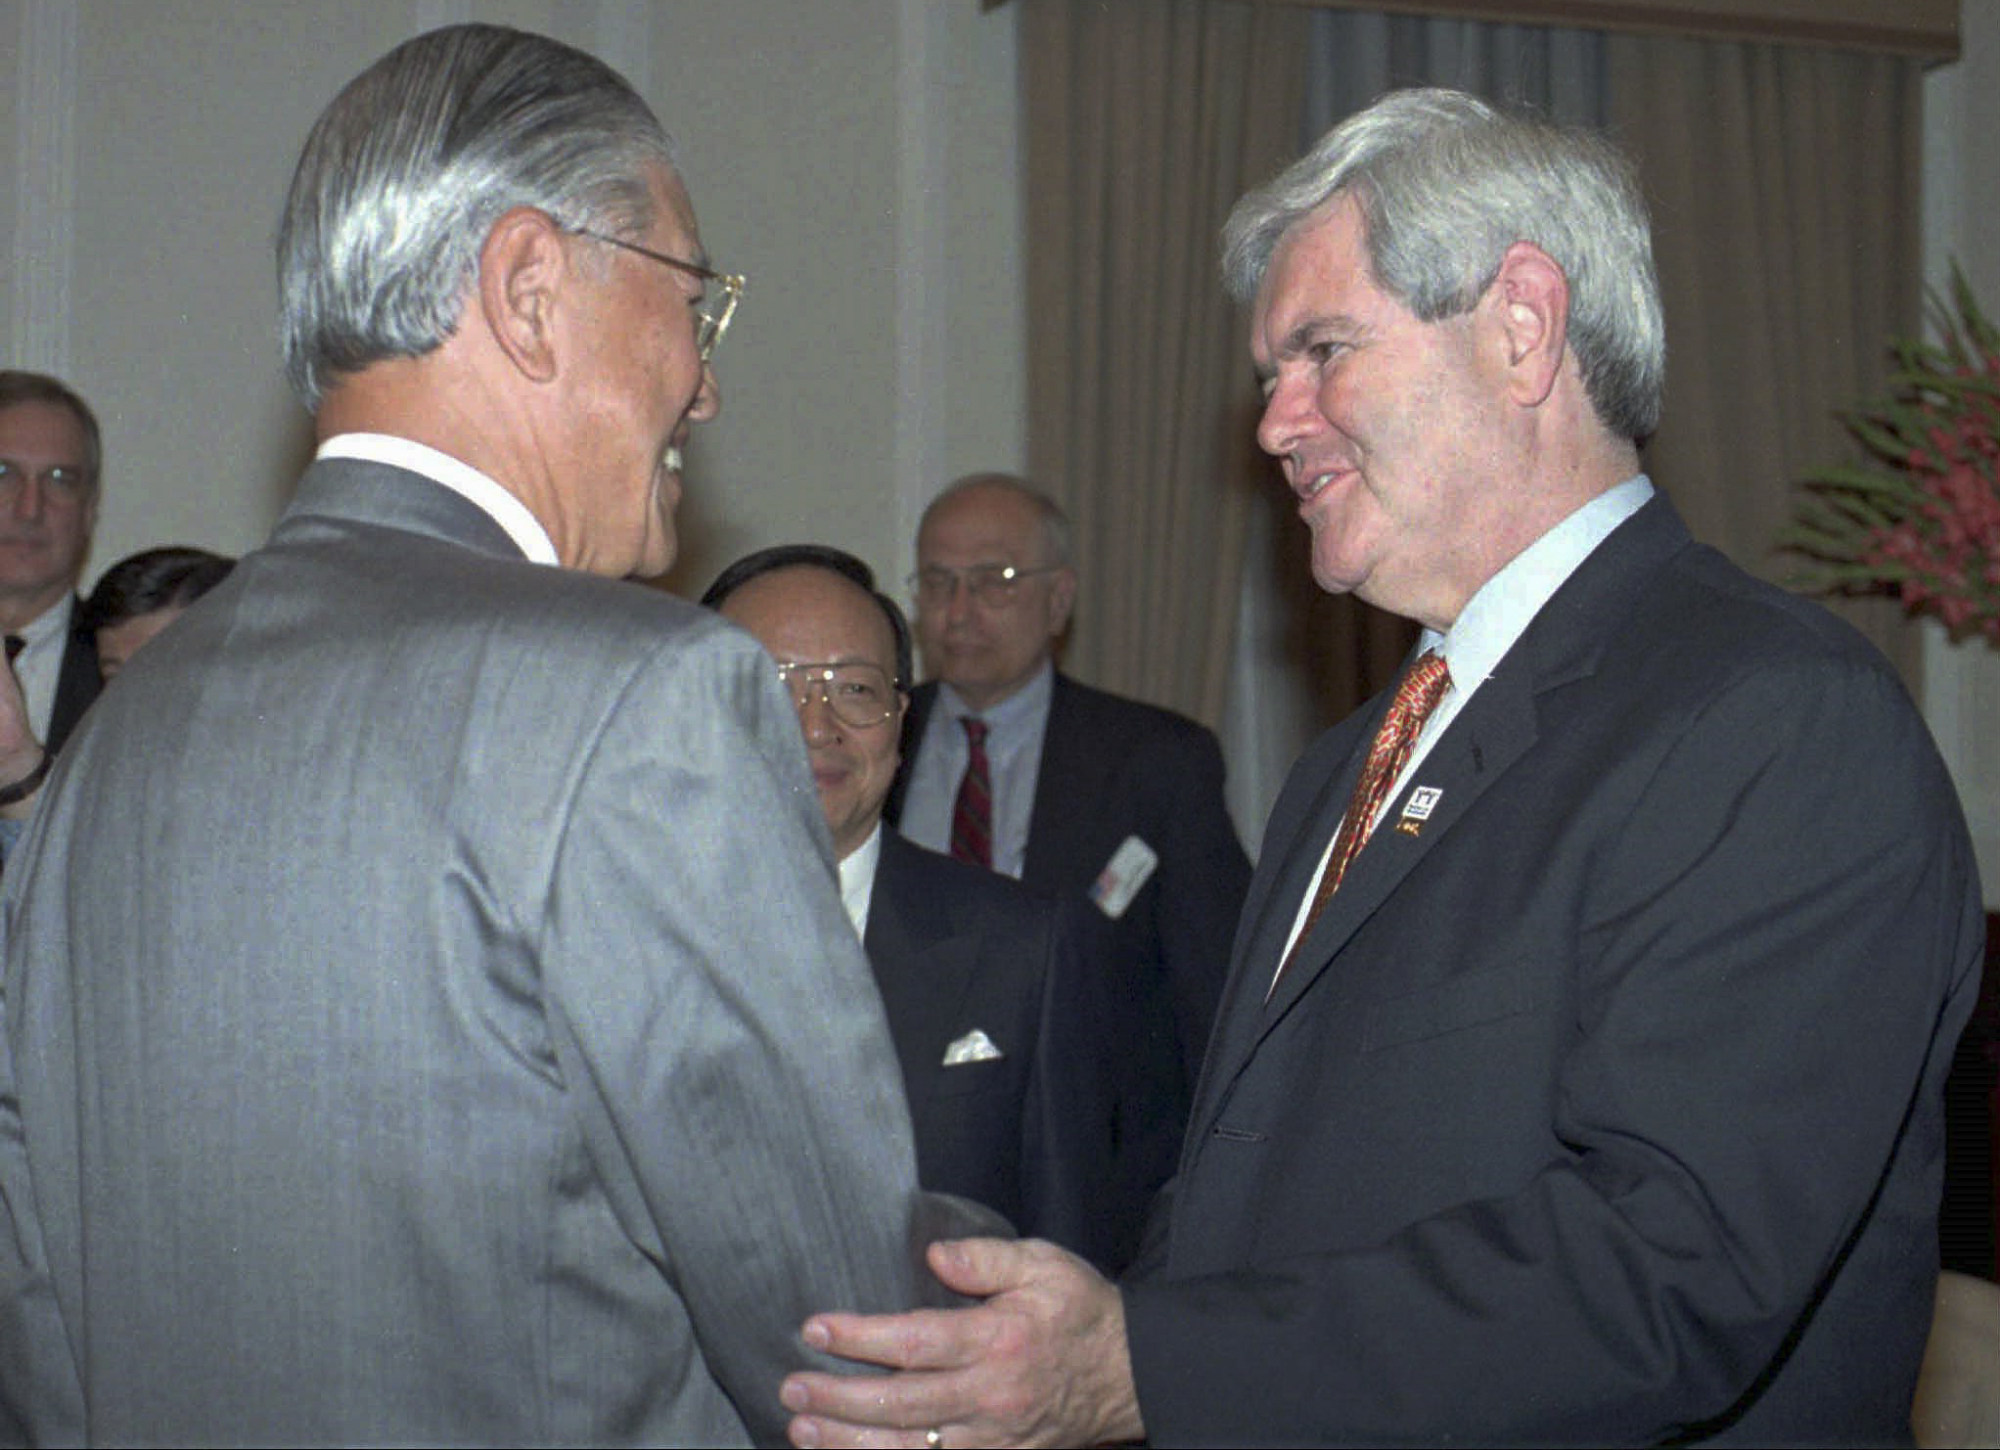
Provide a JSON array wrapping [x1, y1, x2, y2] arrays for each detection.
[[1046, 567, 1078, 639], [475, 207, 569, 385], [1485, 241, 1570, 410]]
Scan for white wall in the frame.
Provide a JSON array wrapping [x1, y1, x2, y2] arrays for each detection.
[[2, 0, 1026, 601], [1922, 3, 2000, 903]]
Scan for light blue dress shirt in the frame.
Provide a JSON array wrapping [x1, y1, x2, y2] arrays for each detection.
[[896, 660, 1056, 880]]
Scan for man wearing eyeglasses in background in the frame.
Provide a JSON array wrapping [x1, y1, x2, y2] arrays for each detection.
[[886, 473, 1252, 1272], [0, 24, 995, 1447], [0, 371, 105, 762], [704, 545, 1114, 1265]]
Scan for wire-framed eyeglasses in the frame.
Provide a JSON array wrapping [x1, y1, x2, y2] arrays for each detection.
[[0, 459, 93, 503], [567, 226, 745, 364], [908, 563, 1063, 610], [776, 661, 901, 731]]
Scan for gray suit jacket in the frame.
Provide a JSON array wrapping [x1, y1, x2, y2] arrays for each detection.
[[0, 459, 987, 1446]]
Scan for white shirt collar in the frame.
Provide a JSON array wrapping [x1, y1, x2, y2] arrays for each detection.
[[936, 656, 1054, 731], [837, 822, 885, 940], [1423, 475, 1655, 684], [315, 433, 559, 566], [15, 591, 70, 654]]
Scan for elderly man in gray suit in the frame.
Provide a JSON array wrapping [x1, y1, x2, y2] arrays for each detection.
[[0, 23, 991, 1448]]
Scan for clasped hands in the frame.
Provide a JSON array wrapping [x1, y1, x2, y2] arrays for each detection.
[[781, 1236, 1144, 1450]]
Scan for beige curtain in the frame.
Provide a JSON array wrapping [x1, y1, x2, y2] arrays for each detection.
[[1018, 1, 1928, 727], [1608, 35, 1925, 686], [1021, 0, 1310, 728]]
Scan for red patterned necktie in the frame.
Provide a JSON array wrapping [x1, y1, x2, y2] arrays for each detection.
[[1271, 650, 1451, 995], [949, 717, 993, 868]]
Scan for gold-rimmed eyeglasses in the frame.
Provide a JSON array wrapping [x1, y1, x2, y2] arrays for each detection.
[[567, 226, 745, 364], [777, 661, 900, 731]]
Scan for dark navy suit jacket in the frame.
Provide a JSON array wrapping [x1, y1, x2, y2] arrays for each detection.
[[1120, 495, 1984, 1445], [863, 828, 1115, 1266], [887, 674, 1251, 1271], [46, 602, 100, 755]]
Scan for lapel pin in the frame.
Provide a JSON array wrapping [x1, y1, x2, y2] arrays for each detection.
[[1395, 785, 1444, 836]]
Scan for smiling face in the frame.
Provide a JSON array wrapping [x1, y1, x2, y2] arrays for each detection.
[[1251, 195, 1512, 632], [556, 166, 720, 580], [719, 565, 907, 862]]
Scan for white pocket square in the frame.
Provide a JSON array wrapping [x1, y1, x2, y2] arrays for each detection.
[[942, 1029, 1003, 1066]]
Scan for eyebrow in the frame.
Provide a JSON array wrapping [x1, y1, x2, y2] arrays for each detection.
[[1254, 312, 1357, 382]]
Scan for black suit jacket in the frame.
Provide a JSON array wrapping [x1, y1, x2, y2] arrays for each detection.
[[887, 673, 1251, 1271], [1121, 495, 1985, 1445], [44, 599, 100, 755], [863, 829, 1114, 1266]]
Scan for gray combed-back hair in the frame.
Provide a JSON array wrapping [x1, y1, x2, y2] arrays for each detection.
[[277, 23, 678, 408], [1221, 88, 1664, 441]]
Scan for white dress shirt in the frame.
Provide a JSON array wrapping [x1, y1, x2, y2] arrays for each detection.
[[836, 823, 884, 940], [316, 434, 558, 565], [896, 660, 1055, 880], [10, 592, 74, 743]]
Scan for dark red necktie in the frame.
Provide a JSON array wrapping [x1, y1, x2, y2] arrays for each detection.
[[949, 717, 993, 868], [1271, 650, 1451, 996], [5, 636, 22, 666]]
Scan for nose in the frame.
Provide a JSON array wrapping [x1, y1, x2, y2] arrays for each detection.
[[798, 688, 843, 744], [689, 360, 721, 423], [1256, 373, 1319, 460], [942, 574, 977, 628], [7, 472, 45, 522]]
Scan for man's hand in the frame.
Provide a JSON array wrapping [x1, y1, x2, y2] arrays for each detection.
[[781, 1236, 1143, 1449]]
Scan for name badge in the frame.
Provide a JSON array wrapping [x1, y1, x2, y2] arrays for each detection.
[[1090, 835, 1159, 919]]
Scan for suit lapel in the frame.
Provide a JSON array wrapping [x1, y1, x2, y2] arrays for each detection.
[[1191, 493, 1694, 1134], [1261, 670, 1540, 1024], [45, 603, 102, 755], [1197, 708, 1377, 1083], [865, 834, 982, 1101]]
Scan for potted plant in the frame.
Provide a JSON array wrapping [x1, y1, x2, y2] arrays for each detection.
[[1785, 264, 2000, 641]]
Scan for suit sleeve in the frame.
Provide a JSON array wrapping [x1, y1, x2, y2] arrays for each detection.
[[0, 944, 83, 1446], [535, 633, 988, 1445], [1123, 655, 1984, 1444]]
